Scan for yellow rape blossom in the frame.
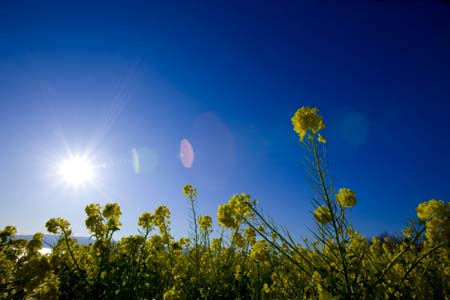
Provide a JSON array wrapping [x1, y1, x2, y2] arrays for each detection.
[[163, 287, 184, 300], [154, 205, 171, 234], [336, 188, 357, 208], [416, 199, 450, 242], [314, 206, 332, 225], [138, 212, 154, 230], [217, 203, 236, 229], [262, 283, 270, 294], [250, 240, 270, 263], [217, 193, 254, 229], [198, 215, 212, 232], [318, 133, 327, 143], [45, 217, 71, 235], [183, 184, 197, 199], [211, 238, 222, 251], [244, 227, 256, 244], [103, 203, 122, 231], [291, 106, 326, 142], [232, 232, 245, 248], [0, 225, 17, 239], [312, 271, 333, 300], [228, 193, 253, 218], [234, 264, 241, 280], [416, 199, 445, 220]]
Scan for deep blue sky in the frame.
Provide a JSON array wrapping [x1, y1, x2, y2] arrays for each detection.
[[1, 1, 450, 239]]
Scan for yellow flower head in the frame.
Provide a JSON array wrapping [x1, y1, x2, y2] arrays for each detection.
[[26, 232, 44, 254], [211, 237, 222, 251], [244, 227, 256, 244], [232, 232, 245, 248], [314, 205, 332, 225], [1, 225, 17, 238], [262, 283, 270, 294], [336, 188, 357, 208], [234, 264, 242, 280], [416, 199, 445, 220], [250, 240, 270, 263], [318, 134, 327, 144], [228, 193, 253, 218], [183, 184, 197, 199], [154, 205, 171, 229], [416, 199, 450, 242], [46, 217, 71, 234], [291, 106, 326, 142], [178, 237, 190, 248], [198, 215, 212, 232], [138, 212, 154, 230], [217, 203, 237, 228], [102, 203, 122, 219]]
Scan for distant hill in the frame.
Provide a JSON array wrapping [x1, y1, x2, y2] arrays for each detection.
[[15, 234, 92, 246]]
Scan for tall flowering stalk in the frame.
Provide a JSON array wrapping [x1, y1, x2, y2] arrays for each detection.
[[293, 107, 354, 297], [183, 184, 201, 292], [236, 105, 450, 299]]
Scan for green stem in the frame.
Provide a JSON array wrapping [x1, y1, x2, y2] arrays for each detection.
[[396, 242, 446, 293], [61, 228, 92, 289], [190, 197, 200, 286], [369, 227, 426, 292], [249, 207, 314, 270], [245, 221, 312, 277], [312, 137, 352, 298]]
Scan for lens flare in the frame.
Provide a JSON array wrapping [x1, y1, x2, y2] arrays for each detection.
[[180, 139, 194, 168], [131, 147, 158, 174]]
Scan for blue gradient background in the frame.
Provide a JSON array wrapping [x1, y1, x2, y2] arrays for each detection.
[[1, 1, 449, 239]]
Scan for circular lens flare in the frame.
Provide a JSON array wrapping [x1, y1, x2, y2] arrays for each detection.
[[180, 139, 194, 168], [58, 155, 94, 187]]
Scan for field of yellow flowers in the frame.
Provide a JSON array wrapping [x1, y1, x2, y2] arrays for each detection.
[[1, 107, 449, 300]]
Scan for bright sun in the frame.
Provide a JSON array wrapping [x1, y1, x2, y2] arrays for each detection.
[[58, 155, 95, 187]]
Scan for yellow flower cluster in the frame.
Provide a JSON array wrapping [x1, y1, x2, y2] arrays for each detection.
[[163, 287, 184, 300], [0, 225, 17, 239], [317, 133, 327, 144], [84, 203, 122, 236], [217, 203, 236, 228], [230, 193, 253, 216], [262, 283, 270, 294], [416, 199, 450, 242], [154, 206, 171, 229], [138, 212, 154, 230], [183, 184, 197, 199], [244, 227, 256, 244], [211, 237, 222, 251], [198, 215, 212, 232], [217, 193, 254, 229], [234, 264, 242, 280], [103, 203, 122, 231], [291, 106, 326, 142], [102, 203, 121, 219], [26, 232, 44, 254], [45, 217, 71, 235], [336, 188, 357, 208], [84, 203, 104, 235], [250, 240, 270, 263], [312, 271, 333, 300], [314, 206, 332, 225], [416, 199, 446, 220], [232, 232, 245, 248]]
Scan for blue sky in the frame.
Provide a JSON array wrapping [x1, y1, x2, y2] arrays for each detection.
[[1, 1, 450, 240]]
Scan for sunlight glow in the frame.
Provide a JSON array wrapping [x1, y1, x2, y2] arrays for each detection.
[[57, 155, 95, 187]]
